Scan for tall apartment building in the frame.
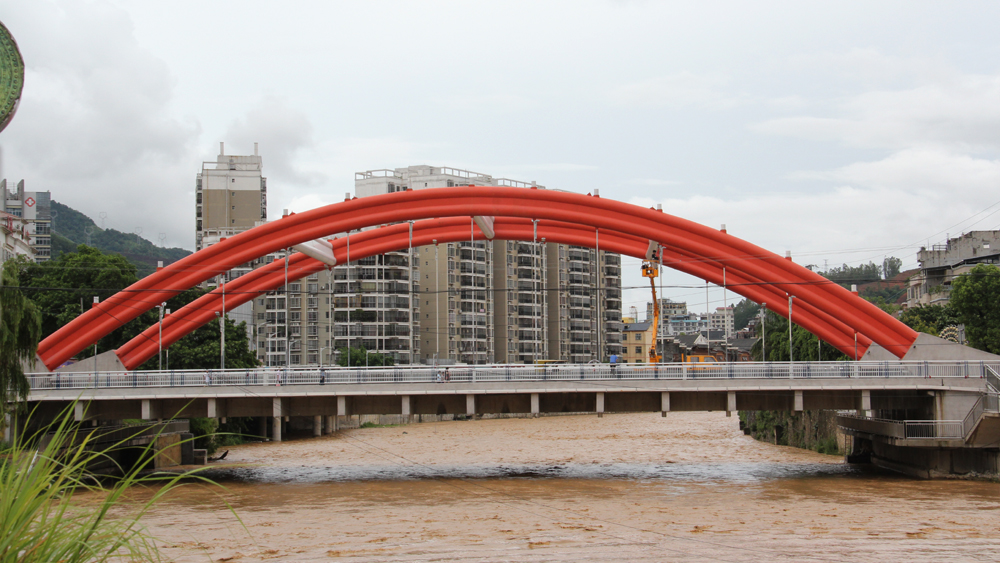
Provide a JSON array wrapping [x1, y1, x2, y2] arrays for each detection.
[[3, 179, 51, 262], [195, 142, 267, 252], [354, 165, 623, 365]]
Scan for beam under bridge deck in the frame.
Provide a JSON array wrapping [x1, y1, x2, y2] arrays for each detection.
[[25, 376, 989, 423]]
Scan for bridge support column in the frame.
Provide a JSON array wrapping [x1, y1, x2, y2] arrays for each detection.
[[794, 390, 803, 412], [2, 413, 9, 444], [337, 396, 346, 416], [466, 394, 475, 418], [661, 392, 670, 417], [207, 398, 217, 419], [326, 415, 335, 434], [861, 390, 871, 416], [141, 399, 161, 420], [313, 415, 322, 437], [530, 393, 539, 417], [727, 391, 736, 417], [596, 392, 605, 418], [74, 402, 85, 422], [272, 398, 283, 443], [402, 395, 411, 421]]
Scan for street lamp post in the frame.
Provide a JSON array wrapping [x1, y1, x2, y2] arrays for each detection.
[[165, 308, 170, 369], [284, 249, 290, 368], [221, 276, 226, 370], [760, 302, 766, 361], [158, 301, 166, 371], [787, 295, 795, 363]]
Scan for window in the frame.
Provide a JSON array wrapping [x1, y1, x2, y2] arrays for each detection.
[[636, 346, 643, 354], [636, 334, 642, 341], [231, 178, 235, 183]]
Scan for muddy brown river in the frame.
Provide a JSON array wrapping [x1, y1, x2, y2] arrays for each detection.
[[135, 412, 1000, 562]]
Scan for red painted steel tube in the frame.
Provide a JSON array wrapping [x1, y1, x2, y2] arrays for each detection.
[[117, 217, 872, 369], [40, 187, 913, 370]]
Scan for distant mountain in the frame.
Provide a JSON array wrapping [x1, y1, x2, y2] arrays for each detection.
[[51, 201, 191, 277]]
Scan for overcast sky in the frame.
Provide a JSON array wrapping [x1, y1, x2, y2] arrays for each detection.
[[2, 1, 999, 315]]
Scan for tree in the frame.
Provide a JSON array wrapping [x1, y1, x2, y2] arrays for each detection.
[[0, 258, 42, 414], [19, 245, 138, 352], [883, 257, 902, 279], [899, 304, 959, 336], [751, 311, 849, 362], [949, 263, 1000, 354], [821, 262, 882, 285], [336, 346, 395, 367], [136, 317, 259, 371], [732, 298, 760, 332]]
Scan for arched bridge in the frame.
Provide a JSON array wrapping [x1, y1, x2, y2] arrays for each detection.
[[37, 186, 919, 371]]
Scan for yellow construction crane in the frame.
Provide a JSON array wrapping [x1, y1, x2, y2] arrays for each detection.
[[641, 260, 662, 363]]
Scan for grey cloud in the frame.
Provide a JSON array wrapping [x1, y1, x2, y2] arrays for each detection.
[[224, 97, 327, 188]]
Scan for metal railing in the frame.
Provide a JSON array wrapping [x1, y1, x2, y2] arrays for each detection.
[[904, 420, 964, 439], [986, 366, 1000, 393], [26, 360, 1000, 391], [841, 389, 1000, 442], [838, 415, 965, 439]]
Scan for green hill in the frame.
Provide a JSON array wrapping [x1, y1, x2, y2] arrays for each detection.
[[51, 201, 191, 277]]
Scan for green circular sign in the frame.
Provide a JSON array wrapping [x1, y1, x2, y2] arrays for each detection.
[[0, 21, 24, 133]]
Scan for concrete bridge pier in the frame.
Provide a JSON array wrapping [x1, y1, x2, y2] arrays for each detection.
[[530, 393, 539, 417], [597, 393, 605, 418], [661, 392, 670, 417], [272, 397, 283, 443], [325, 415, 335, 434], [313, 415, 322, 437]]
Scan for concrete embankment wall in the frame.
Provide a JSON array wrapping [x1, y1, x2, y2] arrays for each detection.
[[740, 410, 849, 454]]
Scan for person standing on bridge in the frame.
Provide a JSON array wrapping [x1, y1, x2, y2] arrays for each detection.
[[204, 372, 211, 386], [609, 353, 618, 377]]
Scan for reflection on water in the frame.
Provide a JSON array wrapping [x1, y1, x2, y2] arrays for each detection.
[[135, 412, 1000, 562]]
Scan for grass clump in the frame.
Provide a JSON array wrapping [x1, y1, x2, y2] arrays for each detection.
[[0, 407, 223, 562]]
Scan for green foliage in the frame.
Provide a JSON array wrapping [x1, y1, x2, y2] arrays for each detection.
[[732, 298, 759, 331], [19, 245, 138, 352], [136, 317, 259, 371], [0, 406, 220, 562], [0, 258, 42, 414], [51, 201, 191, 277], [858, 282, 907, 305], [863, 295, 899, 316], [899, 304, 959, 336], [821, 261, 883, 285], [950, 263, 1000, 354], [750, 311, 849, 361], [883, 257, 902, 279], [187, 417, 257, 455], [336, 346, 395, 367]]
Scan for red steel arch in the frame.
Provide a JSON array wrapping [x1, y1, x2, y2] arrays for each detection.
[[38, 187, 916, 370], [115, 217, 876, 369]]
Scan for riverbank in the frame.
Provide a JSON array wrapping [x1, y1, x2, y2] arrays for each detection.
[[134, 412, 1000, 562]]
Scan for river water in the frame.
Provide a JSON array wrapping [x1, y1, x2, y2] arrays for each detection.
[[136, 412, 1000, 562]]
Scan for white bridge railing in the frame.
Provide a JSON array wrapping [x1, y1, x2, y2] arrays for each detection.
[[27, 360, 1000, 391]]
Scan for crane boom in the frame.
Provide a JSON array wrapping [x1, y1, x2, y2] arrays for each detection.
[[641, 261, 662, 363]]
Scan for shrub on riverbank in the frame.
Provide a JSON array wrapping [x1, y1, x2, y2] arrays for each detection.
[[0, 409, 214, 562]]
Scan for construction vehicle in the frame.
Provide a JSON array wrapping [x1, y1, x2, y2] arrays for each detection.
[[641, 259, 663, 363]]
